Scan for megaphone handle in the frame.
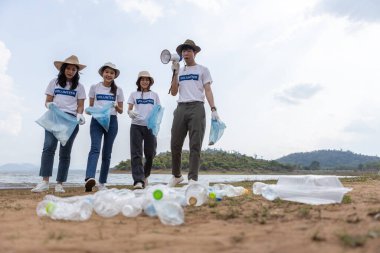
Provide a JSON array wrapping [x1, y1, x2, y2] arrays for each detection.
[[168, 69, 176, 94]]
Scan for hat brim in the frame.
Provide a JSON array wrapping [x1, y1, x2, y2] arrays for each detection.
[[54, 61, 86, 71], [136, 76, 154, 86], [176, 44, 201, 55], [98, 66, 120, 78]]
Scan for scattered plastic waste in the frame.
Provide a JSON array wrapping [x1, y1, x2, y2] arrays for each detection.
[[252, 175, 352, 205], [185, 182, 209, 206], [35, 103, 78, 146], [85, 103, 114, 131], [208, 119, 226, 145], [146, 104, 164, 136], [36, 182, 249, 225]]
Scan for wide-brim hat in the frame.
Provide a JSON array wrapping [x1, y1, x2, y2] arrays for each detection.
[[54, 55, 86, 71], [98, 62, 120, 78], [176, 39, 201, 55], [136, 71, 154, 86]]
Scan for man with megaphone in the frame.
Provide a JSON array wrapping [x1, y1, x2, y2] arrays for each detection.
[[166, 39, 220, 187]]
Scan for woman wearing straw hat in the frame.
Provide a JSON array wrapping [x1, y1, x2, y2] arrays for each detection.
[[167, 39, 220, 187], [127, 71, 160, 189], [31, 55, 87, 193], [84, 62, 125, 192]]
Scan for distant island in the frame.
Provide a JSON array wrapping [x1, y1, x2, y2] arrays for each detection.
[[113, 149, 380, 174], [113, 148, 293, 174]]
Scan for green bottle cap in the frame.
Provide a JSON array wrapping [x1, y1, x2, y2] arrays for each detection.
[[209, 192, 216, 199], [153, 189, 163, 200], [45, 202, 56, 214]]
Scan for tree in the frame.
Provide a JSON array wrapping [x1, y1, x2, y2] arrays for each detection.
[[309, 161, 320, 170]]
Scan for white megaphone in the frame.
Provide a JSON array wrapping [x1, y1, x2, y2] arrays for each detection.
[[160, 49, 182, 64]]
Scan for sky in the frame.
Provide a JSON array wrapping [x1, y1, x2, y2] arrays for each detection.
[[1, 0, 380, 169]]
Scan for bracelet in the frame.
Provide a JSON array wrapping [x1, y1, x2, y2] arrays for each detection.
[[211, 106, 217, 111]]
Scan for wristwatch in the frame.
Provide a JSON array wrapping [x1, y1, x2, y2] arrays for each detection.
[[211, 106, 217, 111]]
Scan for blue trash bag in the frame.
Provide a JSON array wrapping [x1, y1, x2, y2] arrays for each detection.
[[208, 119, 226, 145], [85, 103, 114, 131], [35, 104, 79, 146], [146, 105, 164, 136]]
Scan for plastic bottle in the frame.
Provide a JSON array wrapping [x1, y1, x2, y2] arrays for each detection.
[[36, 198, 93, 221], [208, 187, 223, 201], [185, 182, 208, 206], [213, 184, 248, 197], [121, 196, 144, 218], [155, 201, 184, 226], [93, 189, 135, 218]]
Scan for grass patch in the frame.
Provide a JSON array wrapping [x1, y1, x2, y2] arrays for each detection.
[[342, 195, 352, 204], [338, 233, 367, 248]]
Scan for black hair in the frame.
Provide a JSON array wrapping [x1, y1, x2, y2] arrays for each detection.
[[136, 77, 152, 92], [181, 45, 195, 52], [56, 63, 80, 90]]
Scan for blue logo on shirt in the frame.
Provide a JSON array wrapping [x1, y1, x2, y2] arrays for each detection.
[[54, 88, 77, 97], [179, 74, 199, 81], [96, 94, 115, 101], [136, 99, 154, 105]]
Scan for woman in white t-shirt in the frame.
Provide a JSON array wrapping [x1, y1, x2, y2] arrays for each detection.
[[127, 71, 160, 189], [84, 62, 124, 192], [31, 55, 87, 193]]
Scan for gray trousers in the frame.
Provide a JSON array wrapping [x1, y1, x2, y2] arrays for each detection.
[[171, 102, 206, 181], [130, 124, 157, 186]]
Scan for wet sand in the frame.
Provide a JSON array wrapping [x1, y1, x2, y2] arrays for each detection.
[[0, 177, 379, 253]]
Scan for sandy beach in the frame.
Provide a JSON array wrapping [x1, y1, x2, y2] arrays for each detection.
[[0, 176, 379, 253]]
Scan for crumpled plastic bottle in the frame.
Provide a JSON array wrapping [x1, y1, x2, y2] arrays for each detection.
[[121, 196, 144, 218], [212, 184, 248, 197], [36, 197, 93, 221], [185, 182, 209, 206], [155, 200, 184, 226], [93, 189, 135, 218]]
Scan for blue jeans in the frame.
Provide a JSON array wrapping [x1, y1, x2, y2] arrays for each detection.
[[130, 124, 157, 186], [86, 116, 118, 184], [39, 125, 79, 182]]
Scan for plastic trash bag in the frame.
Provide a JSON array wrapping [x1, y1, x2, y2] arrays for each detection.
[[146, 105, 164, 136], [85, 103, 114, 131], [252, 175, 352, 205], [208, 119, 226, 145], [36, 104, 78, 146]]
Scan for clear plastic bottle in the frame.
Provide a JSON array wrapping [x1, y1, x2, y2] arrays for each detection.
[[93, 189, 135, 218], [155, 201, 184, 226], [213, 184, 248, 197], [121, 196, 144, 218], [36, 198, 93, 221], [185, 182, 208, 206]]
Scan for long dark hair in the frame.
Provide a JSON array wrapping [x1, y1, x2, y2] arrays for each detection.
[[100, 67, 118, 96], [56, 63, 80, 90]]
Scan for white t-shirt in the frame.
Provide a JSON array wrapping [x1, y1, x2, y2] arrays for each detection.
[[45, 78, 86, 115], [177, 64, 212, 103], [127, 91, 161, 126], [88, 82, 125, 115]]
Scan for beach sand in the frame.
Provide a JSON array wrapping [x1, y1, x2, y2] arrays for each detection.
[[0, 177, 379, 253]]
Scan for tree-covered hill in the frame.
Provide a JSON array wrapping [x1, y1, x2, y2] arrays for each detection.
[[113, 149, 294, 173], [276, 149, 380, 169]]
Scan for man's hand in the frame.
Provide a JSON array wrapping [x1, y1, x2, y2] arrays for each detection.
[[171, 61, 180, 73], [211, 110, 220, 120], [128, 110, 139, 119]]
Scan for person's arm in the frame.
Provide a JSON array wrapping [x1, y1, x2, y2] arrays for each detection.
[[204, 83, 216, 110], [115, 102, 124, 114], [128, 103, 133, 111], [170, 62, 180, 96], [44, 95, 54, 108], [89, 98, 95, 107], [77, 99, 85, 114]]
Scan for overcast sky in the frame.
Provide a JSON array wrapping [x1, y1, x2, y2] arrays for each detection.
[[1, 0, 380, 169]]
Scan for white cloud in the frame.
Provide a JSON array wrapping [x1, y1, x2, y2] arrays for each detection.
[[0, 41, 23, 136], [115, 0, 163, 24], [275, 83, 322, 105]]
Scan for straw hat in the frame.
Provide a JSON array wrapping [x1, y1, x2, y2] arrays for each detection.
[[176, 39, 201, 55], [136, 71, 154, 86], [54, 55, 86, 71], [98, 62, 120, 78]]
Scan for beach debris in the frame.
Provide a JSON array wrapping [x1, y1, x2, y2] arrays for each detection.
[[252, 175, 352, 205], [35, 182, 248, 225]]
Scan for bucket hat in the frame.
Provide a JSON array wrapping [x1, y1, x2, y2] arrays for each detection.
[[54, 55, 86, 71], [98, 62, 120, 78], [176, 39, 201, 55], [136, 71, 154, 86]]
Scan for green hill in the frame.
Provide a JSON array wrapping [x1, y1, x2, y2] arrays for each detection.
[[113, 149, 294, 173], [276, 149, 380, 170]]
